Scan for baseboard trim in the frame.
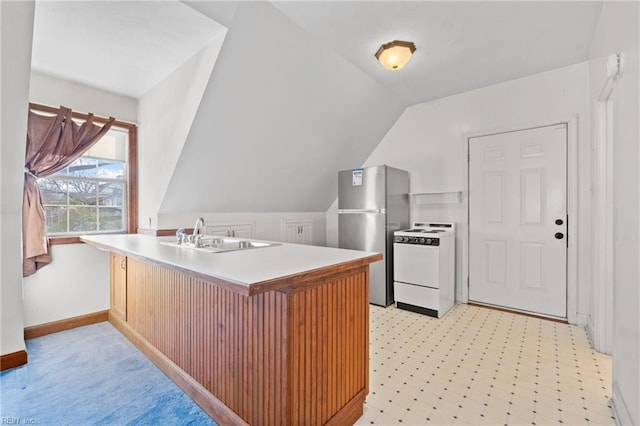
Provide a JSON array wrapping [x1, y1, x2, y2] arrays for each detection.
[[326, 388, 366, 426], [468, 302, 568, 323], [24, 310, 109, 340], [1, 350, 28, 371], [575, 312, 589, 326], [612, 381, 633, 426], [586, 314, 596, 346], [108, 313, 248, 425]]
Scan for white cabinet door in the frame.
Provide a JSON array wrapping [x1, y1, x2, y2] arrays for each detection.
[[231, 224, 253, 239], [281, 220, 313, 245], [469, 124, 567, 318], [207, 224, 231, 237], [284, 223, 300, 243], [299, 222, 313, 245], [205, 223, 254, 238]]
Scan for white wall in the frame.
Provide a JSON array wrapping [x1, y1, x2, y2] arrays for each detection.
[[326, 199, 339, 248], [29, 71, 137, 123], [22, 245, 109, 327], [327, 63, 591, 319], [138, 34, 226, 230], [158, 211, 326, 247], [588, 2, 640, 425], [160, 2, 405, 214], [23, 74, 138, 327], [0, 1, 34, 356]]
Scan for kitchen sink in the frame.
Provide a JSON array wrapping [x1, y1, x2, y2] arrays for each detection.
[[161, 236, 279, 253]]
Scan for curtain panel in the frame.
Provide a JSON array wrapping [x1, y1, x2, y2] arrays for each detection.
[[22, 107, 115, 277]]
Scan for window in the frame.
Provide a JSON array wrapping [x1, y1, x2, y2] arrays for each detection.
[[31, 104, 137, 242]]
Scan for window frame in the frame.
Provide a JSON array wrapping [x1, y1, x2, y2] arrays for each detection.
[[29, 103, 138, 245]]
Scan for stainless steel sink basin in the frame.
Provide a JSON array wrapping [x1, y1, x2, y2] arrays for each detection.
[[161, 237, 279, 253]]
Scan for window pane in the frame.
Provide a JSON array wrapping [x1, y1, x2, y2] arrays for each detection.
[[96, 160, 125, 179], [67, 157, 97, 177], [69, 206, 97, 232], [32, 112, 132, 237], [39, 179, 67, 205], [68, 180, 98, 205], [85, 129, 127, 161], [44, 206, 67, 233], [98, 207, 123, 231], [98, 181, 124, 207]]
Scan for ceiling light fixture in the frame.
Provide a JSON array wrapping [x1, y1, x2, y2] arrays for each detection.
[[375, 40, 416, 71]]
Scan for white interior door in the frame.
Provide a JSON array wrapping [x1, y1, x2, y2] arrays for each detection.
[[469, 124, 568, 318]]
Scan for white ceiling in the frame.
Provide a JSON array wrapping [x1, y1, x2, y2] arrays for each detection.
[[273, 1, 603, 105], [29, 1, 605, 214], [31, 1, 226, 98], [30, 1, 602, 105]]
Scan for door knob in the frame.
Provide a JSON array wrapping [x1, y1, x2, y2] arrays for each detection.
[[555, 232, 564, 240]]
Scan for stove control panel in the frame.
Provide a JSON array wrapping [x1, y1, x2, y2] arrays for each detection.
[[394, 235, 440, 246]]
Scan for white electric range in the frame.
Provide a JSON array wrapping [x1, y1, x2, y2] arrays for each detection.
[[393, 222, 455, 318]]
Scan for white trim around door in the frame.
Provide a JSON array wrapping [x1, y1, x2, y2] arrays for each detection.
[[460, 116, 579, 325], [588, 70, 618, 354]]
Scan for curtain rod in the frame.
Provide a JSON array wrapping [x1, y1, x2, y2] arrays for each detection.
[[29, 102, 138, 128]]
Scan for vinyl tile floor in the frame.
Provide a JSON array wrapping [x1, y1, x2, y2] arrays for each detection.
[[356, 304, 614, 426]]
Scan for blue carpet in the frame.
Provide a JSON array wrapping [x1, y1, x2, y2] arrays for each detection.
[[1, 322, 216, 425]]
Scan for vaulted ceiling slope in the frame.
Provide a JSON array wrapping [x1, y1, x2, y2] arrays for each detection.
[[159, 2, 406, 213], [32, 1, 226, 98]]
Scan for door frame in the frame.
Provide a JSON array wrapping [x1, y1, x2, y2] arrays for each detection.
[[461, 115, 579, 324], [589, 74, 617, 354]]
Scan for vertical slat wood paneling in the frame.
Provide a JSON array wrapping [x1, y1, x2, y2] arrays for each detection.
[[287, 267, 369, 425], [329, 282, 336, 417], [124, 257, 369, 425], [305, 289, 312, 423], [126, 258, 286, 423]]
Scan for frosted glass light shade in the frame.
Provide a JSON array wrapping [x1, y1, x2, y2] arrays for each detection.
[[375, 40, 416, 70]]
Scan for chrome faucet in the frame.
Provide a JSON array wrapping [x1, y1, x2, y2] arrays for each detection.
[[176, 227, 186, 244], [192, 217, 205, 237]]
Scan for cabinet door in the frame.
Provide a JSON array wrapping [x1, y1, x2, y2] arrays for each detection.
[[205, 223, 254, 238], [299, 223, 313, 245], [110, 252, 127, 321], [283, 223, 301, 243], [231, 224, 253, 239], [281, 220, 314, 245], [206, 224, 231, 237]]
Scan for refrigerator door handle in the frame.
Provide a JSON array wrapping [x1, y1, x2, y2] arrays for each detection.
[[338, 208, 386, 214]]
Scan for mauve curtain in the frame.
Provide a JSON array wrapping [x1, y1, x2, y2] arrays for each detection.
[[23, 107, 115, 277]]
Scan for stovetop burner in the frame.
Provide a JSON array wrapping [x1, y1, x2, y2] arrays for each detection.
[[397, 223, 456, 237], [400, 228, 449, 234]]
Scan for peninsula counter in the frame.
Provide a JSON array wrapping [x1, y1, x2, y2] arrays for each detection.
[[82, 234, 382, 425]]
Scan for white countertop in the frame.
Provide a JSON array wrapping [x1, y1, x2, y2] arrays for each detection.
[[81, 234, 381, 288]]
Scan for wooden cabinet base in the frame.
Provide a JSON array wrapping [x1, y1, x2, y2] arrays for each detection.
[[112, 256, 371, 425], [109, 312, 248, 425], [325, 388, 366, 426]]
